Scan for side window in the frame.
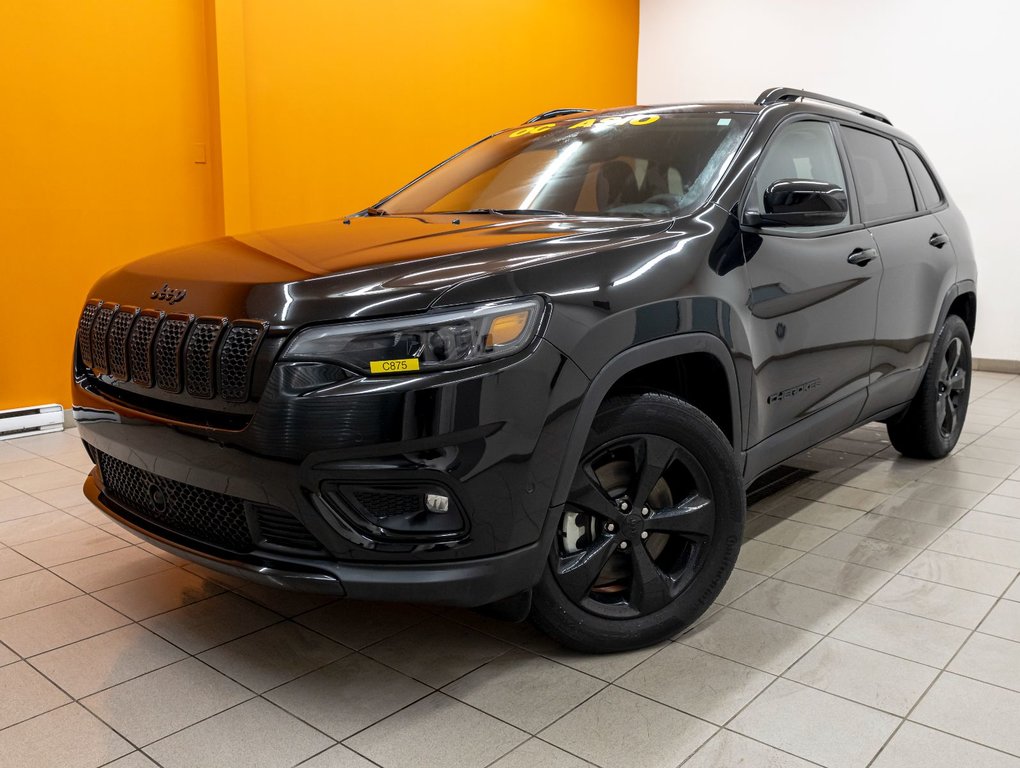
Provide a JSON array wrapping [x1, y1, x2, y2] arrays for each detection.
[[901, 145, 943, 210], [751, 120, 849, 230], [841, 127, 917, 222]]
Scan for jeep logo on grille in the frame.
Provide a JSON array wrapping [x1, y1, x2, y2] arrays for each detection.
[[151, 283, 188, 305], [148, 484, 168, 513]]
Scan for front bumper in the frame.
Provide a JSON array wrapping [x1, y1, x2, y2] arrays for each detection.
[[74, 339, 588, 606], [85, 474, 550, 605]]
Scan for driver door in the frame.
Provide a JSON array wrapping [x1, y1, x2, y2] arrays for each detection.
[[741, 119, 881, 446]]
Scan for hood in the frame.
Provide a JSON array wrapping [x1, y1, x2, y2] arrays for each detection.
[[87, 214, 672, 326]]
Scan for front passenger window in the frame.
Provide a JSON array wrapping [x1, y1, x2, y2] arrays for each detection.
[[752, 121, 849, 231]]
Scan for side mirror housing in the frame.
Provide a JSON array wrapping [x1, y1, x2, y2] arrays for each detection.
[[747, 179, 848, 227]]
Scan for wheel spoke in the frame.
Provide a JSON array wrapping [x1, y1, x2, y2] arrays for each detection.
[[555, 535, 617, 602], [569, 465, 624, 522], [943, 393, 958, 435], [646, 493, 714, 541], [947, 368, 966, 392], [945, 338, 962, 375], [629, 542, 675, 613], [630, 435, 679, 511]]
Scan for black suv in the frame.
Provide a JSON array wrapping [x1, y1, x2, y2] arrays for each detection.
[[73, 88, 976, 652]]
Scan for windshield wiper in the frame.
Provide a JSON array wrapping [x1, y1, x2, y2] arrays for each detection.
[[363, 206, 388, 216], [442, 208, 567, 217]]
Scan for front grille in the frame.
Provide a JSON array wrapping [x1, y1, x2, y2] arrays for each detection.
[[97, 451, 252, 551], [96, 451, 323, 554], [77, 299, 267, 403]]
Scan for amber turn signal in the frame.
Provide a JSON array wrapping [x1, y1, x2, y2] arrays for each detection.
[[486, 310, 531, 348]]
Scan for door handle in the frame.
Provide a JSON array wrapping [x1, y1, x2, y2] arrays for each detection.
[[847, 247, 877, 266], [929, 233, 949, 249]]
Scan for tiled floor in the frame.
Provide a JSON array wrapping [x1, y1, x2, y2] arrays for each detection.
[[2, 371, 1020, 767]]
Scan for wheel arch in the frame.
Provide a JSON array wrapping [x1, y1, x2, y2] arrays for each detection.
[[921, 280, 976, 376], [947, 288, 976, 340], [550, 333, 744, 508]]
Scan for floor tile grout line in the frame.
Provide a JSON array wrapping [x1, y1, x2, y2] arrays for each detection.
[[0, 497, 136, 553], [864, 581, 1011, 768], [295, 741, 386, 768], [22, 634, 190, 706], [2, 699, 143, 763], [800, 524, 1019, 573], [718, 514, 1010, 767], [1, 531, 136, 573], [9, 579, 298, 683], [957, 505, 1020, 528], [726, 571, 986, 634], [83, 639, 358, 756], [678, 728, 829, 768], [143, 691, 345, 760], [98, 748, 171, 768], [435, 608, 659, 687], [891, 535, 1017, 599]]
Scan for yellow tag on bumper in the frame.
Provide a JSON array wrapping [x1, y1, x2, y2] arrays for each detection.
[[369, 358, 420, 374]]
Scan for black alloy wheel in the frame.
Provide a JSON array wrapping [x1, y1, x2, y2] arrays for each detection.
[[936, 336, 967, 438], [888, 314, 972, 459], [531, 393, 744, 652], [554, 435, 714, 619]]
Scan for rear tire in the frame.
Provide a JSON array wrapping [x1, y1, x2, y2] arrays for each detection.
[[531, 393, 744, 653], [887, 315, 971, 459]]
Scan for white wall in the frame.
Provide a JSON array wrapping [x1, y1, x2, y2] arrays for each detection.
[[639, 0, 1020, 362]]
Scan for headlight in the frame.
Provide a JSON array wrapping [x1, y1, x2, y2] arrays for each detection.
[[281, 297, 545, 374]]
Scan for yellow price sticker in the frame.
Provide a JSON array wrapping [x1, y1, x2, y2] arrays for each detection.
[[369, 358, 420, 374]]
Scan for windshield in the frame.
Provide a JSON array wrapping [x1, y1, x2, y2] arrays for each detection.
[[380, 112, 753, 218]]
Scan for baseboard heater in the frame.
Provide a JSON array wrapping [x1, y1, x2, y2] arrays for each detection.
[[0, 404, 64, 441]]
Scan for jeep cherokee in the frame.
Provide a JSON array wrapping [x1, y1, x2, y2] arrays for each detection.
[[73, 88, 976, 652]]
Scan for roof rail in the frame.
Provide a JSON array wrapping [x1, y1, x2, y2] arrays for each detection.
[[755, 87, 891, 125], [525, 108, 590, 124]]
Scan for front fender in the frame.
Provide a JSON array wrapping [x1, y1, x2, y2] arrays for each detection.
[[549, 332, 745, 509]]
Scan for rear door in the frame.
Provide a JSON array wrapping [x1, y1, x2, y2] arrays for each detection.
[[741, 118, 882, 445], [838, 126, 957, 415]]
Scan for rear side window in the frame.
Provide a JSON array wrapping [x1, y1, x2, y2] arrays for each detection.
[[841, 127, 916, 222], [901, 146, 943, 210]]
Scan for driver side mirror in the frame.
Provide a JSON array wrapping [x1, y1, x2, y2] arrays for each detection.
[[745, 179, 848, 228]]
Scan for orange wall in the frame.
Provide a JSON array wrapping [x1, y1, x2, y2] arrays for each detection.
[[0, 1, 218, 410], [0, 0, 639, 410], [240, 0, 640, 230]]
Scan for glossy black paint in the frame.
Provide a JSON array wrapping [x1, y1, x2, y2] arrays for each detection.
[[73, 95, 977, 606]]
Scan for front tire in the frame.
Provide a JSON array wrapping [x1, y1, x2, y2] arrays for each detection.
[[887, 315, 972, 459], [531, 393, 744, 653]]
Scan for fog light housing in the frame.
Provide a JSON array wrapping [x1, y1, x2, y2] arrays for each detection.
[[317, 482, 467, 544]]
